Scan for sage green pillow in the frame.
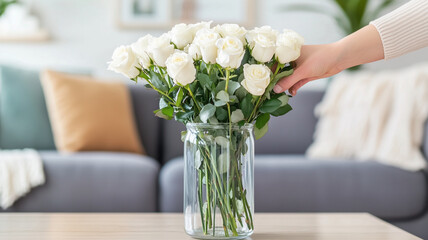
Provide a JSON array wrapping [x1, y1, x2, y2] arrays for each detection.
[[0, 65, 56, 149]]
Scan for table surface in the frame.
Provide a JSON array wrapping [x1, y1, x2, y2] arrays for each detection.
[[0, 213, 420, 240]]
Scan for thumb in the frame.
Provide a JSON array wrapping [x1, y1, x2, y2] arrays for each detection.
[[273, 67, 306, 93]]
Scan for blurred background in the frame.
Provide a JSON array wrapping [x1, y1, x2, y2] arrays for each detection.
[[1, 0, 427, 87]]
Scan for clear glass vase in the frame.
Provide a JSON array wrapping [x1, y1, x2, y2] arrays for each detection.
[[184, 123, 254, 239]]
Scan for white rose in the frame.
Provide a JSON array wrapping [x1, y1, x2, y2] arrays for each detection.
[[216, 36, 245, 69], [169, 23, 194, 49], [186, 43, 202, 60], [241, 64, 271, 96], [190, 21, 212, 36], [166, 51, 196, 86], [108, 45, 140, 79], [275, 29, 304, 64], [193, 28, 220, 64], [246, 26, 278, 63], [131, 35, 153, 69], [214, 24, 247, 44], [147, 33, 175, 67]]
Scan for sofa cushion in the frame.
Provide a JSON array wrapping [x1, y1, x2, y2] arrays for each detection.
[[3, 151, 159, 212], [159, 156, 427, 220], [41, 70, 144, 154], [0, 65, 55, 149]]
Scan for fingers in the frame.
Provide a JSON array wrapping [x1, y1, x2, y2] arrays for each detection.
[[274, 67, 306, 93], [288, 77, 315, 96]]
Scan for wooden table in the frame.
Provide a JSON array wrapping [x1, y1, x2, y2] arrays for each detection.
[[0, 213, 420, 240]]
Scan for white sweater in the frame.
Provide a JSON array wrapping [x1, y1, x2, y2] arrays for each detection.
[[371, 0, 428, 60]]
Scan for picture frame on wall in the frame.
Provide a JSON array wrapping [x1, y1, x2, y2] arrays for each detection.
[[116, 0, 256, 29], [116, 0, 173, 29]]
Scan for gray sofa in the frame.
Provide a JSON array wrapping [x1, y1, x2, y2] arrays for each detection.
[[2, 85, 427, 239]]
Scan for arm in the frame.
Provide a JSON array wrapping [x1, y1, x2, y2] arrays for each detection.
[[274, 0, 428, 95]]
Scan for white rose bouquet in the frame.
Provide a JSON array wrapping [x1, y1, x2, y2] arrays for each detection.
[[109, 22, 303, 237]]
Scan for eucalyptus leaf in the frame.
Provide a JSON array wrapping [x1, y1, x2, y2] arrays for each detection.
[[216, 90, 230, 102], [197, 73, 211, 89], [214, 100, 227, 107], [215, 136, 229, 148], [215, 81, 227, 94], [208, 117, 219, 124], [231, 109, 245, 123], [199, 104, 216, 123], [227, 81, 241, 95], [216, 107, 228, 121]]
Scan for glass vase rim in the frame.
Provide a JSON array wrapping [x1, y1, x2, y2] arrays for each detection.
[[186, 122, 254, 130]]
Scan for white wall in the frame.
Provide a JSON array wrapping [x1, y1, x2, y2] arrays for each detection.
[[0, 0, 427, 87]]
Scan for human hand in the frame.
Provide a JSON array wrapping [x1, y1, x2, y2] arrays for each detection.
[[273, 43, 344, 96], [273, 25, 384, 96]]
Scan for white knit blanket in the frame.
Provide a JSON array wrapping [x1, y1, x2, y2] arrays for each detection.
[[307, 63, 428, 171], [0, 149, 45, 209]]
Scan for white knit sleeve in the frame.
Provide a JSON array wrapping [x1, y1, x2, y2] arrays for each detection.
[[370, 0, 428, 60]]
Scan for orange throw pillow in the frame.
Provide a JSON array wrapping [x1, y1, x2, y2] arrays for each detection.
[[41, 70, 144, 154]]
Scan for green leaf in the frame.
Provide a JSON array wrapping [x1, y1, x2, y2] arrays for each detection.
[[273, 69, 294, 83], [138, 70, 149, 79], [162, 106, 174, 118], [277, 94, 289, 107], [255, 113, 270, 129], [208, 117, 219, 124], [240, 94, 253, 119], [168, 85, 179, 94], [216, 107, 228, 121], [175, 87, 184, 106], [175, 111, 194, 123], [235, 87, 248, 100], [231, 109, 244, 123], [215, 81, 227, 94], [216, 90, 230, 102], [214, 100, 227, 107], [255, 122, 269, 140], [199, 104, 216, 123], [197, 73, 211, 89], [227, 81, 241, 95], [159, 97, 169, 109], [149, 71, 168, 93], [271, 104, 292, 117], [260, 99, 282, 113], [181, 131, 188, 142], [154, 106, 174, 120]]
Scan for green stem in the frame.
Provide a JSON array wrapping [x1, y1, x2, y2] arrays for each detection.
[[186, 85, 201, 112], [225, 68, 230, 91], [198, 169, 206, 234]]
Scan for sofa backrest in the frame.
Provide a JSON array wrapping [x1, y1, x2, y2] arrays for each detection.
[[129, 84, 162, 160], [160, 90, 325, 163]]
